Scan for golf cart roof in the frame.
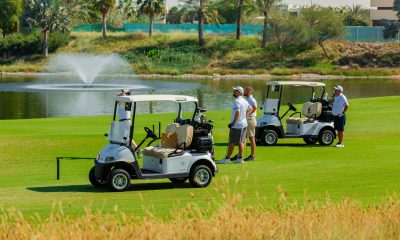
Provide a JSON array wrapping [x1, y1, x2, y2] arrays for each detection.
[[267, 81, 326, 87], [114, 94, 198, 103]]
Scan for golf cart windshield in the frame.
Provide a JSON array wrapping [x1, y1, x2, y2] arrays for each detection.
[[107, 94, 199, 146], [264, 81, 326, 115]]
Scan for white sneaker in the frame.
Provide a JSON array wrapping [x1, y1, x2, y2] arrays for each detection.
[[233, 158, 244, 164], [217, 158, 231, 164], [335, 144, 345, 148]]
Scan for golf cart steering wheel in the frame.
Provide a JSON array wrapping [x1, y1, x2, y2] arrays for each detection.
[[287, 103, 297, 112], [144, 127, 158, 139]]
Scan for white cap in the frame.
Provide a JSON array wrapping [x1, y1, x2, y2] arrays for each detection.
[[232, 86, 244, 95], [334, 85, 343, 92]]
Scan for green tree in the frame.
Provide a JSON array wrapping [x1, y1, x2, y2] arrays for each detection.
[[24, 0, 71, 56], [93, 0, 116, 38], [212, 0, 252, 39], [166, 6, 182, 23], [137, 0, 165, 36], [108, 0, 137, 25], [269, 15, 308, 56], [384, 0, 400, 39], [0, 0, 23, 37], [336, 4, 369, 26], [253, 0, 279, 48], [180, 0, 219, 48], [300, 6, 345, 58], [212, 0, 236, 23]]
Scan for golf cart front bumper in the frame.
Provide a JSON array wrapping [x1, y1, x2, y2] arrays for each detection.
[[94, 161, 112, 181]]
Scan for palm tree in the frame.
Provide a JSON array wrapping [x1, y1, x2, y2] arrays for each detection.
[[253, 0, 279, 48], [236, 0, 244, 39], [24, 0, 69, 56], [181, 0, 219, 48], [137, 0, 165, 36], [93, 0, 116, 39]]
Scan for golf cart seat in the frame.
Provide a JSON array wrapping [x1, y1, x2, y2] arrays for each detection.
[[143, 124, 194, 158], [286, 102, 322, 125]]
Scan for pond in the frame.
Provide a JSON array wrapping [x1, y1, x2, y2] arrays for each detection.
[[0, 75, 399, 120]]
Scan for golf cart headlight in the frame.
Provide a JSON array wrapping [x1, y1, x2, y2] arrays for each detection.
[[258, 122, 267, 126], [105, 156, 115, 162]]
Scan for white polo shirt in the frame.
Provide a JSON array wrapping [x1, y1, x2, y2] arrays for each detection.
[[246, 95, 257, 118], [332, 93, 349, 116], [117, 102, 131, 120], [231, 96, 251, 129]]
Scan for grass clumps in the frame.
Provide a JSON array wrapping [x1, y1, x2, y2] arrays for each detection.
[[2, 193, 400, 239], [2, 32, 400, 76]]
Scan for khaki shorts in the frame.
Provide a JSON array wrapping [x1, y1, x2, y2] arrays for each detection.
[[247, 118, 256, 138]]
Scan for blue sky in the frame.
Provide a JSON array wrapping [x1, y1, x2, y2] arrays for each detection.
[[166, 0, 370, 7]]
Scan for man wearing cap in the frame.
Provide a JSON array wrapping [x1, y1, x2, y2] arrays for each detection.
[[116, 89, 132, 121], [218, 86, 252, 164], [332, 85, 349, 148], [244, 86, 257, 161]]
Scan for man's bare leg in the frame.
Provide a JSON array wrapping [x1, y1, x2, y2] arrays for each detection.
[[338, 131, 344, 144], [226, 143, 235, 158], [249, 137, 256, 156]]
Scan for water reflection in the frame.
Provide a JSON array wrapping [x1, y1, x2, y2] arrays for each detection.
[[0, 76, 399, 120]]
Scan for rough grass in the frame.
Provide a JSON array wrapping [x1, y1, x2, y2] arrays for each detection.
[[2, 193, 400, 239], [2, 32, 400, 76]]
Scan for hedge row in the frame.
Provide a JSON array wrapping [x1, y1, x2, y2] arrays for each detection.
[[0, 32, 70, 57]]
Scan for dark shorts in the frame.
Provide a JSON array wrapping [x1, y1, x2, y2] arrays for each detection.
[[334, 114, 346, 131], [229, 127, 247, 144]]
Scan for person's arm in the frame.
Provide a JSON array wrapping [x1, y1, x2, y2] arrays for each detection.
[[342, 97, 349, 114], [343, 105, 349, 114], [232, 111, 240, 123], [228, 111, 239, 128], [249, 105, 256, 115]]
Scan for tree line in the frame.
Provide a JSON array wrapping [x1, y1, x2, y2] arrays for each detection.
[[0, 0, 371, 57]]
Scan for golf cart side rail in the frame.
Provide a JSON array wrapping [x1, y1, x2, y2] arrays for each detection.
[[267, 81, 326, 87], [115, 95, 198, 103]]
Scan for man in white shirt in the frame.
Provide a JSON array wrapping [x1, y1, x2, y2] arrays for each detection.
[[116, 89, 136, 149], [116, 89, 131, 121], [244, 86, 257, 161], [218, 86, 252, 164], [332, 85, 349, 148]]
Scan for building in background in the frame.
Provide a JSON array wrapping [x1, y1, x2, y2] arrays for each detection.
[[370, 0, 398, 26]]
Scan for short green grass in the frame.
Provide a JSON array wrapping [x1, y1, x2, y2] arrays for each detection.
[[0, 96, 399, 217]]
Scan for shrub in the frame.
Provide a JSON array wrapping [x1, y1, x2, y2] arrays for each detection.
[[0, 32, 70, 57], [0, 33, 41, 57], [47, 32, 70, 53]]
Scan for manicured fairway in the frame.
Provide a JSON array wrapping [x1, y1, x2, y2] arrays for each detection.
[[0, 96, 399, 217]]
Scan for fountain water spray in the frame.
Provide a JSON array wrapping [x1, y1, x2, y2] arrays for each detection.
[[47, 54, 133, 86]]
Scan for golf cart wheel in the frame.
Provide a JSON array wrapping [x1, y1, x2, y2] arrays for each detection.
[[107, 169, 131, 192], [189, 165, 212, 188], [262, 129, 278, 146], [303, 137, 318, 145], [318, 130, 335, 146], [89, 167, 106, 188], [169, 177, 188, 184]]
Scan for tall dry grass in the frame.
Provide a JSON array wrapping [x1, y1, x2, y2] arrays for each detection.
[[1, 190, 400, 239]]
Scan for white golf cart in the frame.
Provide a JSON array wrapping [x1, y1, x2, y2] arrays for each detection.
[[255, 81, 336, 146], [89, 94, 217, 191]]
